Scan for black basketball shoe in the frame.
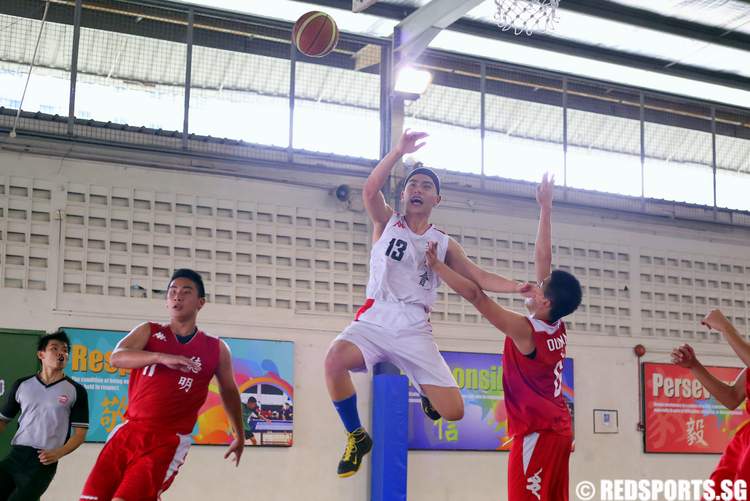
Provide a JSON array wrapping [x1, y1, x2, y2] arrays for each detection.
[[421, 395, 442, 421], [337, 427, 373, 478]]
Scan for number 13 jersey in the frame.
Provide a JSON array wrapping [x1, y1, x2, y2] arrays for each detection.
[[366, 213, 449, 311]]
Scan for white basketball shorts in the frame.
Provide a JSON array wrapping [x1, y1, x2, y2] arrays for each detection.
[[333, 299, 457, 392]]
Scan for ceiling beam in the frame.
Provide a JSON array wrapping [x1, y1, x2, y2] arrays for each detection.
[[303, 0, 750, 52], [297, 0, 750, 91], [394, 0, 484, 63], [448, 17, 750, 91], [560, 0, 750, 52]]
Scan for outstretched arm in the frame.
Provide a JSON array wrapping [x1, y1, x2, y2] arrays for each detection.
[[216, 340, 244, 467], [362, 130, 428, 237], [110, 323, 199, 372], [535, 173, 553, 284], [445, 239, 530, 294], [672, 344, 746, 410], [702, 310, 750, 370], [428, 242, 534, 354]]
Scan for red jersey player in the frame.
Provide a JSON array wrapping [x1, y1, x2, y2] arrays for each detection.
[[80, 269, 245, 501], [426, 174, 582, 501], [672, 310, 750, 491]]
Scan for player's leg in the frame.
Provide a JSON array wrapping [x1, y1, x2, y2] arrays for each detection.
[[391, 328, 463, 421], [325, 339, 368, 437], [6, 462, 56, 501], [248, 421, 258, 446], [543, 432, 573, 501], [112, 431, 184, 501], [326, 322, 387, 477], [80, 424, 130, 501], [325, 339, 366, 402], [419, 385, 464, 421], [156, 433, 191, 497], [0, 452, 18, 501], [325, 338, 371, 477]]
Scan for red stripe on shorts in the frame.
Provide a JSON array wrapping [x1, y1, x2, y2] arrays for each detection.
[[355, 298, 375, 320]]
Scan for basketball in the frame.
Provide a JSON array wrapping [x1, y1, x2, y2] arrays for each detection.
[[292, 11, 339, 58]]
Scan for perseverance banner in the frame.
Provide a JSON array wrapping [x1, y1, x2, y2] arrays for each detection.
[[643, 362, 747, 453]]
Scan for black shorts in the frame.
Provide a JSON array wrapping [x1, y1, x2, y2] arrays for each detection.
[[0, 445, 57, 501]]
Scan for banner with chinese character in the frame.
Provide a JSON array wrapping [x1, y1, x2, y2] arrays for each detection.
[[66, 328, 131, 442], [67, 329, 294, 447], [408, 351, 574, 451], [643, 362, 748, 453]]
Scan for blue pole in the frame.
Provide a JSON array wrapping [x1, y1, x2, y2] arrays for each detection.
[[371, 362, 409, 501]]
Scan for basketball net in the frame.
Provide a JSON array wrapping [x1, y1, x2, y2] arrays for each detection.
[[494, 0, 560, 36]]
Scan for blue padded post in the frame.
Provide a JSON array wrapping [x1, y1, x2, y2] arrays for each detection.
[[371, 362, 409, 501]]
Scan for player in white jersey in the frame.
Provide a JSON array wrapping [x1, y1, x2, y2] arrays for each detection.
[[325, 130, 530, 477]]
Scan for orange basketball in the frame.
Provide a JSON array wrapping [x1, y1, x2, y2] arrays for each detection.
[[292, 11, 339, 58]]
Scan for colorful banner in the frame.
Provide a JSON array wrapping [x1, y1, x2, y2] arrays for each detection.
[[643, 362, 748, 454], [67, 328, 131, 442], [66, 328, 294, 447], [196, 337, 294, 447], [408, 351, 574, 451]]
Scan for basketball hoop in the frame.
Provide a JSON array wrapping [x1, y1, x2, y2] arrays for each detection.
[[494, 0, 560, 36]]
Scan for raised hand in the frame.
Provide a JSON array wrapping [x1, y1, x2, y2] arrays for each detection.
[[516, 281, 536, 298], [536, 172, 555, 209], [701, 309, 731, 332], [396, 129, 428, 156], [671, 344, 698, 369], [425, 241, 439, 268]]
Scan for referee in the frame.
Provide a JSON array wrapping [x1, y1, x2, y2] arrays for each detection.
[[0, 330, 89, 501]]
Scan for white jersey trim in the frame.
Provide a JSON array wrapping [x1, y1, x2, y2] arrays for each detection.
[[527, 316, 562, 335]]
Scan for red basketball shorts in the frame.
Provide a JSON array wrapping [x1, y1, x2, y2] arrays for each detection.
[[508, 430, 573, 501], [80, 421, 191, 501]]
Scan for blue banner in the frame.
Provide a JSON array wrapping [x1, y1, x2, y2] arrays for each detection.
[[408, 351, 574, 451]]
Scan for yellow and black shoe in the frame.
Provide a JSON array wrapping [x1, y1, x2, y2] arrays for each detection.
[[337, 428, 373, 478], [420, 395, 442, 421]]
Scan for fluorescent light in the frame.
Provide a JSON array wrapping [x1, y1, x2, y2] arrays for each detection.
[[395, 67, 432, 96]]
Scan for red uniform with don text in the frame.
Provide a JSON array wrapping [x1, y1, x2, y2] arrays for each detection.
[[503, 316, 573, 501], [80, 322, 220, 501]]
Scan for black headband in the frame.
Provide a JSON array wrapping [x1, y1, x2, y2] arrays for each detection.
[[404, 167, 440, 194]]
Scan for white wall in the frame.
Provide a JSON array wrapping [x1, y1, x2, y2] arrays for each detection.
[[0, 148, 749, 501]]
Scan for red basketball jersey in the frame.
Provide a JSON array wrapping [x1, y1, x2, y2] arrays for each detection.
[[124, 322, 220, 434], [502, 316, 572, 438]]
